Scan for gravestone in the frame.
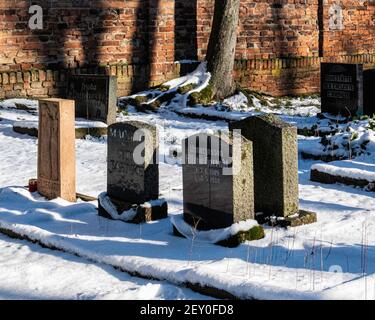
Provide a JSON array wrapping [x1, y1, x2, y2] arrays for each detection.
[[98, 121, 167, 223], [230, 114, 316, 226], [182, 132, 254, 230], [321, 63, 375, 117], [67, 74, 117, 124], [37, 99, 76, 202], [364, 69, 375, 116], [321, 63, 363, 117]]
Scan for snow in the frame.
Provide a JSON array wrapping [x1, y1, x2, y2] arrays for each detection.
[[0, 98, 38, 110], [299, 119, 375, 159], [98, 192, 138, 222], [2, 97, 375, 300], [311, 158, 375, 182], [222, 92, 249, 111], [0, 233, 208, 300], [119, 63, 320, 123], [171, 214, 259, 244], [0, 186, 375, 300], [13, 119, 107, 130], [163, 62, 211, 91]]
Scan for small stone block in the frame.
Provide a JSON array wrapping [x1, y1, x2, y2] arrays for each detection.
[[98, 198, 168, 224], [173, 224, 265, 248], [272, 210, 317, 228]]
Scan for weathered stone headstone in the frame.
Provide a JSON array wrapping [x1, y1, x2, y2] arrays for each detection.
[[37, 99, 76, 202], [98, 121, 167, 223], [182, 132, 254, 230], [321, 63, 363, 117], [230, 114, 316, 226], [67, 74, 117, 124]]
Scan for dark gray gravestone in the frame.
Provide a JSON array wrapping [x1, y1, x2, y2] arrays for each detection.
[[107, 121, 159, 204], [229, 114, 299, 219], [182, 133, 254, 230], [321, 63, 363, 117], [67, 74, 117, 124], [364, 69, 375, 116]]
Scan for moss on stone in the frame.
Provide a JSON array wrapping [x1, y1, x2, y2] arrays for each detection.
[[240, 88, 271, 107], [279, 210, 317, 228], [136, 99, 161, 112], [177, 83, 196, 94], [134, 95, 149, 106], [284, 99, 293, 108], [158, 85, 170, 92], [216, 225, 265, 248], [188, 85, 213, 107], [157, 91, 177, 104], [148, 100, 161, 111], [173, 223, 264, 248]]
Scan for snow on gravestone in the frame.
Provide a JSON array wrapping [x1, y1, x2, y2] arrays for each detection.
[[98, 121, 167, 223], [37, 99, 76, 202], [230, 114, 317, 227], [67, 74, 117, 125], [182, 133, 254, 230]]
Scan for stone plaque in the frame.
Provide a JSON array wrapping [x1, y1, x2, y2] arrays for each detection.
[[321, 63, 363, 117], [37, 99, 76, 202], [182, 133, 254, 230], [107, 121, 159, 204], [67, 74, 117, 124], [230, 114, 299, 218]]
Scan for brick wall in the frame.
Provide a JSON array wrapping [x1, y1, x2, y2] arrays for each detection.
[[0, 0, 374, 99], [321, 0, 375, 57]]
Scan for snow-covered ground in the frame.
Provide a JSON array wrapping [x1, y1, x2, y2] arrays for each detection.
[[1, 97, 375, 300], [0, 233, 209, 300]]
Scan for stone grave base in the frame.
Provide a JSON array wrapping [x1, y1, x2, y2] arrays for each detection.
[[256, 210, 317, 228], [173, 226, 265, 248], [172, 215, 265, 248], [13, 125, 38, 137], [76, 193, 98, 202], [301, 151, 346, 163], [311, 167, 375, 192], [98, 194, 168, 224]]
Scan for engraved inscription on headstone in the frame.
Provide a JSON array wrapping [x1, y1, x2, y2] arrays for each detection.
[[182, 133, 254, 230], [37, 99, 76, 202], [107, 121, 159, 204], [321, 63, 363, 116], [67, 74, 117, 124]]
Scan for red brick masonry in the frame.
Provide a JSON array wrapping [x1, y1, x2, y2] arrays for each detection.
[[0, 0, 374, 98]]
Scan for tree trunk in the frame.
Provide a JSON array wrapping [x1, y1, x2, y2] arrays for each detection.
[[206, 0, 240, 100]]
